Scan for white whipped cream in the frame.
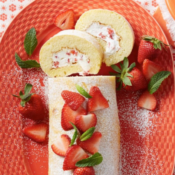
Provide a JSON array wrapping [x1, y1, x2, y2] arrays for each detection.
[[52, 48, 90, 73], [86, 22, 120, 57]]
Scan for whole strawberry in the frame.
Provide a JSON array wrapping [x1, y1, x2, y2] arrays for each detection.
[[110, 57, 147, 91], [138, 35, 168, 64], [73, 167, 95, 175], [13, 83, 45, 120]]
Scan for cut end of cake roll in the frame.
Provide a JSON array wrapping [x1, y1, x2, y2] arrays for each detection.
[[75, 9, 135, 66], [39, 30, 103, 77]]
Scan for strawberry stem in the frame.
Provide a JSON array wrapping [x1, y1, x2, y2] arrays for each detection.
[[110, 57, 136, 90], [142, 35, 169, 50], [13, 83, 34, 107]]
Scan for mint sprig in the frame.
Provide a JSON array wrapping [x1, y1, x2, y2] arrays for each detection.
[[70, 122, 79, 146], [15, 53, 40, 68], [76, 152, 103, 167], [13, 83, 34, 107], [148, 71, 171, 94], [80, 127, 95, 141], [24, 27, 38, 56], [76, 84, 92, 98]]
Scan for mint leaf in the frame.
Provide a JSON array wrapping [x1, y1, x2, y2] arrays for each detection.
[[15, 53, 40, 68], [70, 122, 78, 146], [76, 152, 103, 167], [24, 27, 38, 56], [148, 71, 171, 94], [76, 85, 92, 98], [111, 65, 121, 73], [80, 127, 95, 141]]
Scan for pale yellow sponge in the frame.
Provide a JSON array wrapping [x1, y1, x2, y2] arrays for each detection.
[[48, 76, 120, 175], [39, 30, 103, 77], [75, 9, 135, 66]]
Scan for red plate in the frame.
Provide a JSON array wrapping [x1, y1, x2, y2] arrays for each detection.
[[0, 0, 175, 175]]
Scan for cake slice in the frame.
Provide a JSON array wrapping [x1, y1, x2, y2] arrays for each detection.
[[75, 9, 134, 66], [48, 76, 120, 175], [39, 30, 103, 77]]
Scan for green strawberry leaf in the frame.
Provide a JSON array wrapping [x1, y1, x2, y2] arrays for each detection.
[[24, 27, 38, 56], [80, 127, 95, 141], [111, 65, 121, 73], [15, 53, 40, 69], [20, 100, 26, 107], [126, 73, 133, 78], [123, 76, 132, 86], [24, 83, 33, 94], [76, 84, 92, 98], [70, 122, 78, 146], [123, 57, 129, 69], [148, 71, 171, 94], [128, 62, 136, 72], [76, 152, 103, 167]]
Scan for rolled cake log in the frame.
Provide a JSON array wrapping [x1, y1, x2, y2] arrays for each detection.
[[48, 76, 120, 175]]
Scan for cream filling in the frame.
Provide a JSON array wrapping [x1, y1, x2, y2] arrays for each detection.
[[86, 22, 121, 57], [52, 48, 90, 73]]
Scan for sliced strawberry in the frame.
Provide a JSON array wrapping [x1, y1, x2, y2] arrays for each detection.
[[54, 9, 75, 30], [87, 86, 109, 112], [138, 91, 157, 111], [61, 90, 85, 111], [51, 134, 71, 157], [63, 145, 89, 170], [73, 167, 95, 175], [77, 132, 102, 154], [61, 104, 87, 131], [142, 59, 164, 80], [75, 113, 97, 132], [22, 123, 48, 143]]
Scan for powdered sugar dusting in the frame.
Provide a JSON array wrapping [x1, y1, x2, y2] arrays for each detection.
[[118, 90, 159, 174], [19, 67, 160, 175]]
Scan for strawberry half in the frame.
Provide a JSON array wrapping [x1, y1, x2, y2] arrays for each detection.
[[73, 167, 95, 175], [111, 58, 147, 91], [54, 9, 75, 30], [61, 90, 85, 111], [63, 145, 89, 170], [87, 86, 109, 112], [75, 113, 97, 132], [22, 123, 48, 143], [51, 134, 71, 157], [61, 104, 87, 131], [77, 132, 102, 154], [142, 59, 164, 80], [138, 91, 157, 111], [138, 35, 168, 64]]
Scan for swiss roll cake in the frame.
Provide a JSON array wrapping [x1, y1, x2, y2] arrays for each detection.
[[75, 9, 134, 66], [39, 30, 103, 77], [48, 76, 120, 175]]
